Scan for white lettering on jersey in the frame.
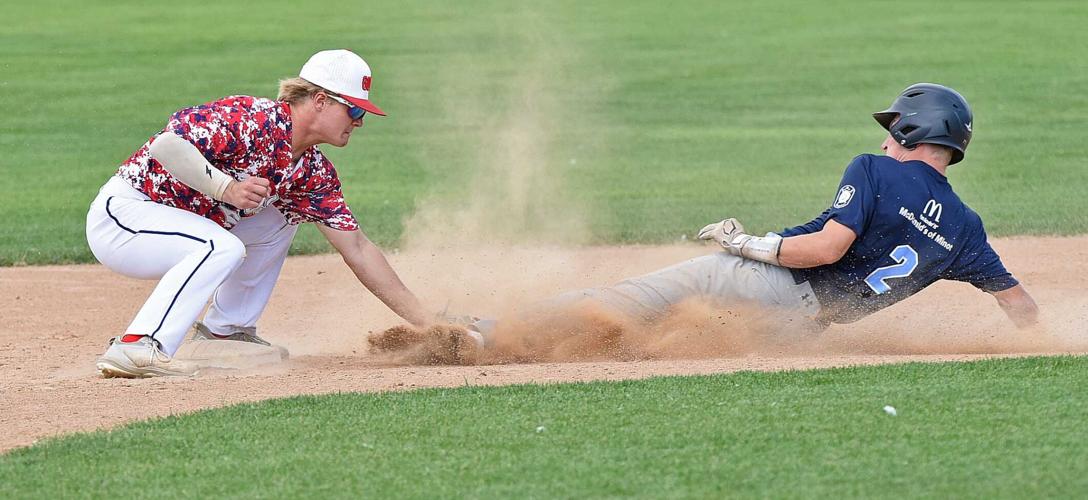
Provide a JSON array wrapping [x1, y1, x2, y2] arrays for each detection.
[[923, 199, 943, 222], [919, 199, 943, 230], [899, 206, 953, 251]]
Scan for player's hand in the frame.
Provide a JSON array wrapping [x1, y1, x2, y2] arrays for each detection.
[[433, 312, 491, 347], [223, 177, 271, 209], [698, 218, 752, 255]]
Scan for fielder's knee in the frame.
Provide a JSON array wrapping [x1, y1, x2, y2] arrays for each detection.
[[211, 235, 247, 270]]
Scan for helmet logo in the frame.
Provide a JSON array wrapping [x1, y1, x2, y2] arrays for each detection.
[[362, 75, 372, 91], [964, 121, 972, 132]]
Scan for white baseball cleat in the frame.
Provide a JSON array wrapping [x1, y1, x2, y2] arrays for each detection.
[[190, 321, 289, 359], [96, 336, 199, 378]]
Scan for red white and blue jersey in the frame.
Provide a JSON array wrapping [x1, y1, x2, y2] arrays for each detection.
[[116, 95, 360, 231], [780, 154, 1018, 324]]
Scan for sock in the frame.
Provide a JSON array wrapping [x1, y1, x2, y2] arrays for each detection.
[[120, 334, 145, 343]]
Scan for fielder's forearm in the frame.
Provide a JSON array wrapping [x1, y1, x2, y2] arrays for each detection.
[[148, 132, 234, 200], [353, 243, 430, 327], [318, 224, 430, 327]]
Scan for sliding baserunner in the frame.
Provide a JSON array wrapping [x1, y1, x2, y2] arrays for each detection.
[[466, 83, 1039, 347]]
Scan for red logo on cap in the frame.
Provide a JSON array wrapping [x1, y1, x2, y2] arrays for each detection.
[[362, 75, 372, 92]]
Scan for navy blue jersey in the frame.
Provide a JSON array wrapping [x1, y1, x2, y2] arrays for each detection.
[[781, 154, 1018, 324]]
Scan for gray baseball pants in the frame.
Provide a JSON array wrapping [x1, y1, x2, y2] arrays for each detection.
[[542, 251, 824, 333]]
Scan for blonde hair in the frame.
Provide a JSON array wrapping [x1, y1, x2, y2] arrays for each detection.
[[277, 77, 325, 104]]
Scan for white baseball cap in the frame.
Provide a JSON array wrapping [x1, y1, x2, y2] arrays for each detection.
[[299, 49, 386, 116]]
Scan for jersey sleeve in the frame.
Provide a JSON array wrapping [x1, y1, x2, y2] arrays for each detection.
[[941, 227, 1019, 292], [278, 154, 360, 231], [824, 155, 878, 237], [166, 103, 253, 164], [779, 208, 831, 237]]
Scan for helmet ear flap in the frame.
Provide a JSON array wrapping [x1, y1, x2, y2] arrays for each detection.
[[890, 122, 931, 149]]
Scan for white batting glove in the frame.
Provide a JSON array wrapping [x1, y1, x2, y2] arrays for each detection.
[[698, 218, 783, 266], [697, 218, 748, 254]]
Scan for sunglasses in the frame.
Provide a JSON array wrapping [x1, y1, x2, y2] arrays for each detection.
[[324, 93, 367, 120]]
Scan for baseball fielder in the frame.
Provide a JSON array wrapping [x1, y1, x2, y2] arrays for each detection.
[[88, 49, 435, 377], [470, 83, 1039, 344]]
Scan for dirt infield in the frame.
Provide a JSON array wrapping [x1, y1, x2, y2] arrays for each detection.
[[2, 237, 1085, 452]]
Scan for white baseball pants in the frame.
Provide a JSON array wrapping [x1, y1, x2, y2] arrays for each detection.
[[202, 198, 298, 337], [86, 177, 296, 355]]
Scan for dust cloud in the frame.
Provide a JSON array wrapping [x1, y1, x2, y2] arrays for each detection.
[[368, 277, 1086, 366], [369, 299, 767, 366], [401, 10, 593, 252], [383, 9, 623, 330]]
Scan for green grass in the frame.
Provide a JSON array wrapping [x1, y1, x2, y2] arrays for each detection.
[[2, 0, 1086, 265], [3, 356, 1086, 498]]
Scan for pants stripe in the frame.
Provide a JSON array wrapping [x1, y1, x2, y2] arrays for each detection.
[[106, 197, 208, 243], [105, 196, 219, 339], [151, 240, 216, 337]]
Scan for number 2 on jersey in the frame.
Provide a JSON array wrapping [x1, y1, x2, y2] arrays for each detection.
[[864, 245, 919, 294]]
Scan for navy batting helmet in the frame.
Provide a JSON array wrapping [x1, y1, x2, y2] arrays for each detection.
[[873, 83, 973, 165]]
